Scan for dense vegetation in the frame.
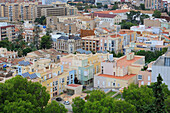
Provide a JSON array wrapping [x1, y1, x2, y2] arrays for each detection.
[[73, 74, 170, 113], [0, 76, 67, 113], [123, 74, 170, 113], [72, 90, 137, 113], [135, 48, 168, 63], [34, 16, 46, 25]]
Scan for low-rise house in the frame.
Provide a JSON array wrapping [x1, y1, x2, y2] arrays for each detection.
[[0, 48, 17, 59]]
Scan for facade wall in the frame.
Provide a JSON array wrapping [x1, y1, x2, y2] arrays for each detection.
[[144, 19, 161, 27], [152, 65, 170, 89]]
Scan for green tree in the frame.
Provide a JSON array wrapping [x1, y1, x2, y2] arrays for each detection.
[[44, 101, 67, 113], [114, 100, 137, 113], [112, 4, 118, 10], [40, 35, 52, 49], [103, 4, 108, 8], [23, 48, 32, 56], [149, 74, 167, 113], [123, 84, 155, 112], [0, 76, 50, 112], [35, 16, 46, 25], [165, 96, 170, 113], [88, 90, 106, 102], [140, 4, 145, 10], [72, 97, 85, 113], [3, 99, 36, 113], [153, 10, 161, 18]]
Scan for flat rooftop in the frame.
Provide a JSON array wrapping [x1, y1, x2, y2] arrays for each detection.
[[98, 74, 136, 80]]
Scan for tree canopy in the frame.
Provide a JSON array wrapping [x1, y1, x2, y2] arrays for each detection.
[[153, 10, 161, 18], [123, 74, 170, 113], [0, 76, 67, 113], [72, 90, 137, 113], [40, 35, 52, 49], [35, 16, 46, 25], [135, 48, 168, 63]]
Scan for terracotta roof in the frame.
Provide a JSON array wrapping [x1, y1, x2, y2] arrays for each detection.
[[98, 74, 136, 80], [102, 28, 110, 32], [95, 9, 129, 14], [15, 27, 19, 32], [164, 35, 170, 40], [116, 55, 143, 68], [67, 84, 81, 87], [110, 34, 121, 38], [92, 13, 117, 18]]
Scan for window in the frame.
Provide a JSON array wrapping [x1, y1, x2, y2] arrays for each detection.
[[113, 83, 115, 86], [50, 82, 52, 87], [71, 75, 73, 79], [62, 78, 64, 83], [79, 70, 81, 74], [148, 76, 150, 81], [49, 74, 51, 78], [69, 63, 71, 66], [98, 80, 100, 85], [103, 81, 105, 85], [141, 81, 144, 85], [138, 75, 142, 80], [108, 82, 110, 86], [118, 84, 120, 87], [44, 76, 46, 80], [51, 94, 53, 98], [55, 81, 58, 85], [67, 76, 69, 80], [148, 82, 150, 85]]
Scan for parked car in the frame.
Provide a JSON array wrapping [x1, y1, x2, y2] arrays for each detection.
[[63, 101, 70, 105], [56, 97, 62, 101]]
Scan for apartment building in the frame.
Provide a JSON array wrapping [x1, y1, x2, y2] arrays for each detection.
[[0, 2, 77, 22], [60, 53, 111, 86], [94, 53, 145, 88], [145, 0, 161, 9], [82, 36, 100, 52], [41, 7, 67, 17], [152, 48, 170, 89], [0, 3, 36, 22], [0, 22, 15, 41], [52, 36, 81, 53]]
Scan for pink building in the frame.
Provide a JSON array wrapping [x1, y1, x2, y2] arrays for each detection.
[[138, 61, 153, 87]]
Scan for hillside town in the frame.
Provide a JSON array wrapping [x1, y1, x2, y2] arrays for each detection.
[[0, 0, 170, 113]]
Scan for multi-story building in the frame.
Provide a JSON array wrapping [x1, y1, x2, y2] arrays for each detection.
[[0, 2, 77, 22], [0, 22, 15, 41], [94, 52, 145, 88], [81, 36, 100, 52], [60, 53, 111, 86], [52, 36, 81, 53], [145, 0, 162, 10], [41, 7, 67, 17], [152, 47, 170, 89]]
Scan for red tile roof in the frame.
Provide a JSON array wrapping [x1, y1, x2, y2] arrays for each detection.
[[67, 84, 81, 87], [102, 28, 110, 32], [116, 55, 143, 68], [95, 9, 129, 14], [164, 35, 170, 40], [92, 13, 117, 18], [98, 74, 136, 80], [110, 34, 121, 38]]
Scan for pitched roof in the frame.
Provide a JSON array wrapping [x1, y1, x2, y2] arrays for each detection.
[[98, 74, 136, 80], [92, 13, 117, 18], [18, 60, 30, 66], [95, 9, 129, 14]]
